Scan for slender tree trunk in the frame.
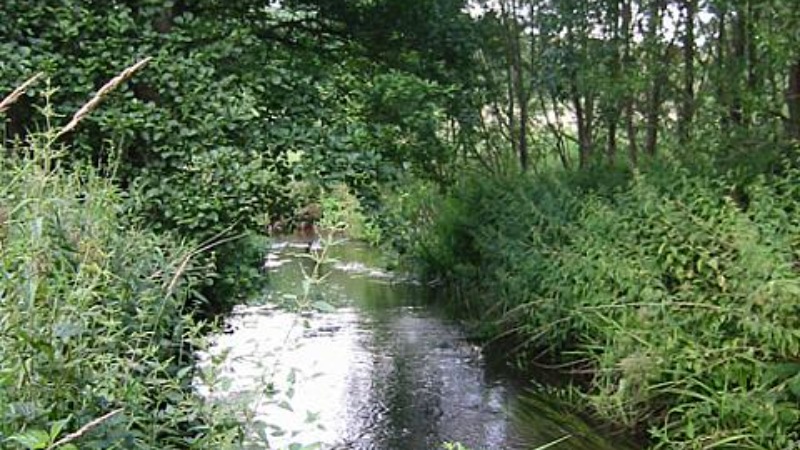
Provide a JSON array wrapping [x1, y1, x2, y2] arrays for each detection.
[[730, 7, 747, 126], [605, 0, 622, 164], [575, 94, 588, 168], [574, 90, 594, 168], [788, 60, 800, 141], [678, 0, 696, 142], [585, 93, 595, 161], [511, 0, 529, 171], [607, 117, 618, 164], [644, 0, 666, 156], [505, 48, 518, 158], [540, 91, 572, 170], [626, 101, 638, 165], [621, 0, 637, 165], [716, 6, 729, 128], [500, 0, 523, 167], [746, 2, 758, 95], [645, 78, 663, 156], [515, 33, 529, 171]]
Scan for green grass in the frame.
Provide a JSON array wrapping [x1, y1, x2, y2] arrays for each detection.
[[403, 157, 800, 449], [0, 105, 239, 449]]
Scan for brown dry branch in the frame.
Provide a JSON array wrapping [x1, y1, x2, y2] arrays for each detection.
[[47, 408, 124, 450], [0, 72, 44, 115], [56, 57, 152, 138]]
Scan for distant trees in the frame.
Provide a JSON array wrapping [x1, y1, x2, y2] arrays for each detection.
[[4, 0, 798, 184], [469, 0, 800, 171]]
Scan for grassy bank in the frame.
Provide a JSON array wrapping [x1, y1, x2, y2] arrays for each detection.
[[403, 159, 800, 449], [0, 98, 238, 448]]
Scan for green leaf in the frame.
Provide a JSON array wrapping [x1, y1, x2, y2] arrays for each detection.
[[49, 418, 70, 440], [312, 301, 336, 313], [789, 374, 800, 399], [277, 400, 294, 412], [8, 430, 50, 449]]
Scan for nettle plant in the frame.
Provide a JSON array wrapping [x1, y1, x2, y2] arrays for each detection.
[[409, 161, 800, 449], [0, 67, 242, 449]]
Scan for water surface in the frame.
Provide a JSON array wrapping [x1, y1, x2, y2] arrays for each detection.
[[197, 238, 637, 450]]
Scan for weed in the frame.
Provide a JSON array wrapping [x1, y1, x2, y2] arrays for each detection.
[[405, 161, 800, 449], [0, 71, 239, 449]]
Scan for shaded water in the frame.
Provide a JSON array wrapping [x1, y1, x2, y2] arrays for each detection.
[[197, 239, 638, 450]]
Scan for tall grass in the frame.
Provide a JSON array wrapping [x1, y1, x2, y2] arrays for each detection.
[[0, 76, 238, 448], [404, 159, 800, 449]]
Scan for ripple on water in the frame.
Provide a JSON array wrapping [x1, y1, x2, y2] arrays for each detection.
[[196, 240, 639, 450]]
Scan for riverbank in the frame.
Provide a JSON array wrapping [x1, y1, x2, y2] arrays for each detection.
[[402, 161, 800, 449], [0, 126, 240, 448]]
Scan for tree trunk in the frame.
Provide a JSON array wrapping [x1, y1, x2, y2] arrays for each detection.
[[505, 44, 518, 159], [716, 6, 729, 128], [626, 101, 638, 165], [500, 0, 523, 167], [574, 91, 594, 168], [605, 0, 622, 164], [607, 117, 618, 164], [515, 29, 529, 171], [730, 8, 747, 126], [678, 0, 696, 142], [645, 77, 662, 156], [788, 60, 800, 141], [621, 0, 637, 165], [644, 0, 666, 156]]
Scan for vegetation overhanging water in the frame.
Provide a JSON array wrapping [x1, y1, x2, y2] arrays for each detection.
[[1, 1, 799, 448], [197, 238, 640, 450]]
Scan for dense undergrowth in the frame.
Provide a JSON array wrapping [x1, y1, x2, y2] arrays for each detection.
[[403, 155, 800, 449], [0, 108, 239, 448]]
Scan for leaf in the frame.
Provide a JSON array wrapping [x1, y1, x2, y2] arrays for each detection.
[[278, 400, 294, 412], [8, 430, 50, 449], [53, 322, 82, 341], [312, 301, 336, 313], [176, 365, 193, 380], [289, 444, 321, 450], [49, 418, 70, 440], [789, 374, 800, 399], [305, 410, 320, 423]]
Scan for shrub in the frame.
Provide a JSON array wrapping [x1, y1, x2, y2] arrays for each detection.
[[406, 160, 800, 449], [0, 86, 238, 449]]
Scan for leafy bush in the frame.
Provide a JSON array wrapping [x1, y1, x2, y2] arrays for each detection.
[[406, 160, 800, 449], [317, 183, 380, 243], [0, 104, 238, 449]]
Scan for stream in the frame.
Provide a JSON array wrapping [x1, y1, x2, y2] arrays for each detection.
[[197, 238, 638, 450]]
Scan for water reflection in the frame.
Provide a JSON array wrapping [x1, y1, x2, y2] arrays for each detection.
[[197, 239, 637, 450]]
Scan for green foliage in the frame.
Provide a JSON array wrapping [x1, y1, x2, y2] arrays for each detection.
[[0, 1, 469, 308], [317, 183, 380, 243], [0, 1, 466, 239], [466, 0, 800, 171], [406, 158, 800, 449], [0, 115, 238, 448]]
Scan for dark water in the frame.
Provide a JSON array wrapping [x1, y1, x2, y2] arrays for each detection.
[[197, 238, 638, 450]]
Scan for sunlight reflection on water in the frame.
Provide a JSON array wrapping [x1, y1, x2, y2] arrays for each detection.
[[196, 239, 638, 450]]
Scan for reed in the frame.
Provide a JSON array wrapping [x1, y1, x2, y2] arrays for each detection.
[[0, 67, 241, 450], [0, 72, 43, 114], [406, 161, 800, 449], [56, 57, 152, 138]]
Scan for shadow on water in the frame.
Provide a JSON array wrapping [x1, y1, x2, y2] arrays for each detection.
[[197, 238, 641, 450]]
